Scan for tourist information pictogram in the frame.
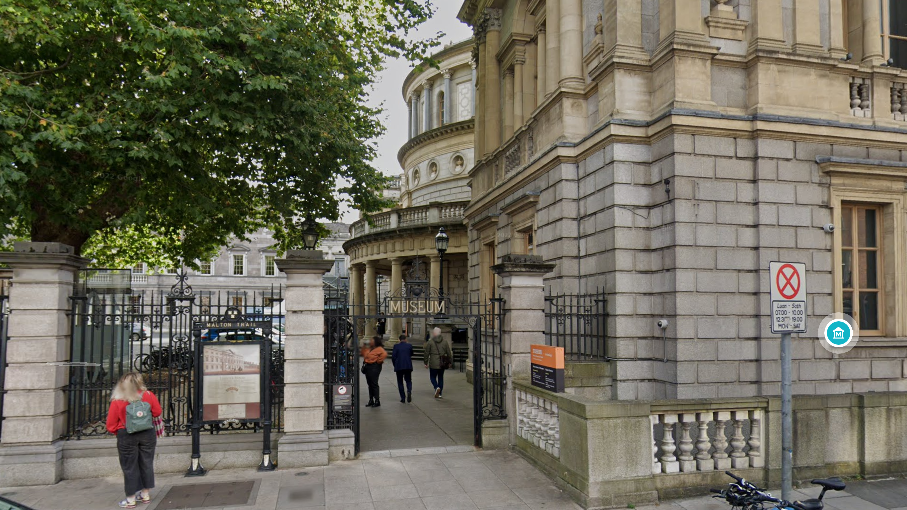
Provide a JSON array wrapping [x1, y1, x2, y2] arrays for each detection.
[[770, 261, 807, 334]]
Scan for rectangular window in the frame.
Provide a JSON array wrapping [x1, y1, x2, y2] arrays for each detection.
[[264, 255, 276, 277], [482, 240, 497, 300], [841, 204, 883, 333], [163, 267, 178, 275], [513, 225, 536, 256], [199, 260, 212, 275], [132, 264, 146, 274], [883, 0, 907, 67], [229, 291, 245, 308], [232, 254, 245, 276]]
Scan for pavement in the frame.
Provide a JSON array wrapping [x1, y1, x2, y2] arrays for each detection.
[[357, 362, 474, 453]]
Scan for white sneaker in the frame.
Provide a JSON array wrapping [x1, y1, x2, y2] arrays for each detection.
[[434, 388, 441, 398]]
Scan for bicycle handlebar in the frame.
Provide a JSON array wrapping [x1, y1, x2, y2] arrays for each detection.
[[725, 471, 744, 483]]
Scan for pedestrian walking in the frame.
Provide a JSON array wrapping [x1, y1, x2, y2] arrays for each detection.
[[424, 327, 453, 399], [391, 334, 414, 403], [106, 372, 163, 508], [362, 335, 387, 407]]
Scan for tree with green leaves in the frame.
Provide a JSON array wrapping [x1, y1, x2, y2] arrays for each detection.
[[0, 0, 438, 266]]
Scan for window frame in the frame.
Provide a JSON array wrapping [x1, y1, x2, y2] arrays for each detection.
[[262, 254, 277, 277], [132, 263, 146, 275], [882, 0, 907, 66], [840, 203, 885, 335], [232, 254, 246, 276]]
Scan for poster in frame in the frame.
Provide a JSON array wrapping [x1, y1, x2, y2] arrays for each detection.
[[199, 341, 265, 424]]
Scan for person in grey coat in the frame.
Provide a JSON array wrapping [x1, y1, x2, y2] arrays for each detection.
[[423, 327, 453, 399]]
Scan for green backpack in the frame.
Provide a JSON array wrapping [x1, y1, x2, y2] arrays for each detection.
[[126, 392, 153, 434]]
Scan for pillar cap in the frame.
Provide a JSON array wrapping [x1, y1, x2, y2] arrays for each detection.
[[275, 250, 335, 274], [0, 242, 88, 270], [492, 254, 555, 276]]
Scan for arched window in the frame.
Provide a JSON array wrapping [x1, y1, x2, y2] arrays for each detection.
[[438, 92, 445, 125]]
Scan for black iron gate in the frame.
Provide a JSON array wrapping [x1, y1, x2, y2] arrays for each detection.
[[0, 278, 10, 437], [64, 270, 285, 439], [323, 288, 505, 452]]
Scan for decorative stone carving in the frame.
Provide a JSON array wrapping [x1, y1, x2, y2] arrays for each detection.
[[706, 0, 748, 40]]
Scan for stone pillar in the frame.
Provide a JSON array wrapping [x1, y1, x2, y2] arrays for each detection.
[[492, 255, 555, 446], [275, 251, 335, 467], [364, 260, 377, 338], [423, 81, 433, 132], [514, 57, 525, 133], [535, 27, 546, 103], [443, 70, 452, 125], [559, 0, 584, 89], [862, 0, 884, 65], [350, 263, 363, 317], [429, 255, 441, 293], [484, 9, 503, 156], [604, 0, 645, 56], [748, 0, 788, 53], [0, 243, 87, 486], [503, 69, 515, 137], [545, 3, 560, 96], [793, 0, 824, 55], [389, 258, 403, 341], [476, 32, 487, 157], [659, 0, 708, 46], [407, 100, 413, 138], [410, 95, 419, 136], [471, 61, 477, 117], [828, 0, 848, 59]]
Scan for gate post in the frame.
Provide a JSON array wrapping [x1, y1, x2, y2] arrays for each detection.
[[275, 250, 335, 467], [492, 254, 555, 448], [0, 242, 88, 486]]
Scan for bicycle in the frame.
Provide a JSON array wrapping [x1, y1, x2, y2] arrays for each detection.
[[711, 471, 845, 510]]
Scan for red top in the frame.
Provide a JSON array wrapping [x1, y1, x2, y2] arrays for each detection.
[[106, 391, 163, 434]]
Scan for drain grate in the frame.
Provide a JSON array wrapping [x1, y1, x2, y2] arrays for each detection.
[[155, 481, 256, 509]]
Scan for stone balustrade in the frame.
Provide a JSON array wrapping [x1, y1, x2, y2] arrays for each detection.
[[890, 83, 907, 121], [850, 77, 872, 117], [516, 389, 560, 458], [349, 201, 468, 239], [651, 407, 763, 475]]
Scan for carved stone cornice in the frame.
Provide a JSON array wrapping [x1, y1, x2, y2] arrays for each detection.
[[397, 119, 475, 166]]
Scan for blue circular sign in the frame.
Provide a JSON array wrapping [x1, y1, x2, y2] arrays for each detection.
[[824, 320, 853, 347]]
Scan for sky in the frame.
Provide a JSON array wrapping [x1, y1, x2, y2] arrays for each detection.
[[340, 2, 473, 223]]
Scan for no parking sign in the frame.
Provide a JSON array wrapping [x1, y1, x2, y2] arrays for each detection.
[[770, 261, 807, 334]]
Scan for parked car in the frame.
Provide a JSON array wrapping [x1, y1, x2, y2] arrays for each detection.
[[131, 323, 151, 340]]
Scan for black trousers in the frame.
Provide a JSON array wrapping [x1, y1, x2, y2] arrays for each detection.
[[117, 428, 157, 496], [395, 370, 413, 400], [364, 363, 382, 402]]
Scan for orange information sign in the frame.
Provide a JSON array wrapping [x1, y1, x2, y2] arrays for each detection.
[[530, 344, 565, 392]]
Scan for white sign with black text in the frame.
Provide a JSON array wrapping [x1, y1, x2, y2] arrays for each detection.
[[769, 261, 807, 334]]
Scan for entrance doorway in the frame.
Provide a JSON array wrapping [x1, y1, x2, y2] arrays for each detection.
[[323, 291, 505, 455]]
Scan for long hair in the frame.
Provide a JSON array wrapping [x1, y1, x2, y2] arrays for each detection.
[[111, 372, 147, 402], [372, 335, 384, 348]]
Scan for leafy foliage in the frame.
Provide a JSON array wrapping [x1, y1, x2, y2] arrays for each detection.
[[0, 0, 438, 265]]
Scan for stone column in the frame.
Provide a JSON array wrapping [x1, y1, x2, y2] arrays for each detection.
[[659, 0, 708, 46], [388, 258, 403, 341], [536, 26, 547, 102], [275, 251, 335, 467], [476, 30, 487, 157], [484, 9, 503, 156], [443, 70, 452, 125], [862, 0, 884, 65], [828, 0, 848, 59], [410, 94, 419, 136], [350, 263, 363, 317], [514, 56, 525, 133], [503, 68, 515, 137], [0, 243, 87, 486], [429, 255, 441, 293], [748, 0, 787, 53], [559, 0, 584, 89], [364, 260, 378, 338], [471, 61, 477, 117], [492, 255, 555, 446], [407, 100, 413, 139], [423, 81, 433, 132], [793, 0, 824, 55], [545, 3, 561, 96]]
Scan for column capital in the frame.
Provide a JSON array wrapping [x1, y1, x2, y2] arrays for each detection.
[[364, 259, 378, 268], [389, 257, 404, 264], [429, 254, 441, 262], [484, 8, 503, 32], [470, 60, 477, 70], [441, 69, 453, 79], [504, 68, 515, 77], [422, 80, 433, 91]]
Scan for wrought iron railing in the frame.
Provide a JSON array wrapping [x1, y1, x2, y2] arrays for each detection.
[[0, 278, 10, 437], [63, 271, 285, 439], [544, 289, 607, 361]]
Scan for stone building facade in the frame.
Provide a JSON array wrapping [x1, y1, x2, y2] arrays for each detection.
[[344, 40, 477, 341], [458, 0, 907, 402]]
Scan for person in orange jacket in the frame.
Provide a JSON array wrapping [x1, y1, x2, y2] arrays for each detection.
[[362, 336, 388, 407]]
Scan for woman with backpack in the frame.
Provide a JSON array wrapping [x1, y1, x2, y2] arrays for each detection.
[[106, 372, 163, 508]]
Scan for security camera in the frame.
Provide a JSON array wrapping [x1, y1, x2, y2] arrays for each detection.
[[657, 319, 669, 330], [823, 224, 835, 233]]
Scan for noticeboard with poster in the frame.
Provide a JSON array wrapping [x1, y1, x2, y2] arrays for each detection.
[[200, 341, 264, 423], [530, 344, 565, 393]]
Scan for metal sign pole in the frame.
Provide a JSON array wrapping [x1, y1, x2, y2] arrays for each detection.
[[781, 331, 792, 501], [187, 334, 207, 476], [259, 339, 275, 471]]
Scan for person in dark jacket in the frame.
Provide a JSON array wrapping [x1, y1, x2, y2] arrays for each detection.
[[391, 334, 414, 403], [424, 327, 453, 399]]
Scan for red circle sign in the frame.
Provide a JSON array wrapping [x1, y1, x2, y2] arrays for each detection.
[[338, 385, 348, 395], [776, 264, 800, 300]]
